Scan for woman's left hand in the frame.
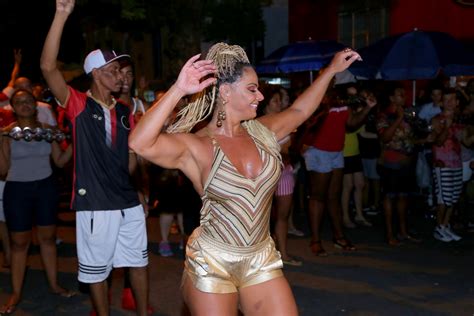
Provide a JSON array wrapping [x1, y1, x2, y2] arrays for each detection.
[[327, 48, 362, 74], [174, 54, 217, 96]]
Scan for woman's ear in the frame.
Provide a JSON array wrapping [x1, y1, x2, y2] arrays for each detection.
[[218, 84, 230, 100]]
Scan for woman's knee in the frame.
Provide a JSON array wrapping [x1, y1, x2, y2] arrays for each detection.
[[37, 226, 56, 245], [10, 235, 31, 251]]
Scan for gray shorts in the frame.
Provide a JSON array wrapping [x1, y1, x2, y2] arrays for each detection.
[[303, 147, 344, 173]]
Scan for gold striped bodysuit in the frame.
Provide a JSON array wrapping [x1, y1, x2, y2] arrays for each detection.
[[184, 120, 284, 293]]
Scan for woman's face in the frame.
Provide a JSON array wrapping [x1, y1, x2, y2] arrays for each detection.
[[11, 91, 37, 118], [280, 89, 290, 108], [226, 67, 264, 119], [443, 93, 458, 112], [390, 88, 406, 107], [266, 92, 282, 114]]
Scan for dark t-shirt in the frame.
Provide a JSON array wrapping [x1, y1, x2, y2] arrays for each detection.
[[64, 86, 139, 210]]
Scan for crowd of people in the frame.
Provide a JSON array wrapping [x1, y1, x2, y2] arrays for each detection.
[[0, 0, 473, 315]]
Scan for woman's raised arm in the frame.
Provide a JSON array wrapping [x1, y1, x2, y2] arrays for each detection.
[[128, 54, 216, 170], [258, 49, 361, 140]]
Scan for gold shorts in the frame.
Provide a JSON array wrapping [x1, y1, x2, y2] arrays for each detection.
[[183, 228, 283, 293]]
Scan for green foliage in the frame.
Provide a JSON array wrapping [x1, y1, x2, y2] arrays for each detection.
[[121, 0, 146, 21]]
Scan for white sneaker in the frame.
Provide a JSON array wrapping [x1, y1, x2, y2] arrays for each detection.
[[433, 226, 452, 242], [443, 225, 462, 241]]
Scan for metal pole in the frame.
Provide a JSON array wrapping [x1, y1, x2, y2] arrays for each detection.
[[412, 80, 416, 106]]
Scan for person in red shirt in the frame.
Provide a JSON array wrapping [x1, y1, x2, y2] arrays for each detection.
[[302, 87, 376, 256]]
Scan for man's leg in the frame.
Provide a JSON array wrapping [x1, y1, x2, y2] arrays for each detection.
[[116, 205, 149, 316], [129, 266, 149, 316], [90, 281, 109, 316], [77, 210, 120, 316]]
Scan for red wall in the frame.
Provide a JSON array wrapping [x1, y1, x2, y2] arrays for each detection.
[[289, 0, 339, 42], [390, 0, 474, 41], [289, 0, 474, 43]]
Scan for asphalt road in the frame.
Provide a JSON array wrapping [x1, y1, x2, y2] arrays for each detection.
[[0, 207, 473, 316]]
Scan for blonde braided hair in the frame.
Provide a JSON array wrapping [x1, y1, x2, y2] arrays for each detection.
[[166, 43, 249, 134], [166, 42, 282, 165]]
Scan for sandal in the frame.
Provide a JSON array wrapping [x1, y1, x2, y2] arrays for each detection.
[[0, 296, 19, 315], [397, 234, 422, 243], [354, 216, 372, 227], [333, 237, 356, 251], [387, 238, 401, 246], [0, 304, 16, 315], [310, 240, 328, 257]]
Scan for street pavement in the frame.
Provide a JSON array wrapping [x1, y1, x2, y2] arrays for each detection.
[[0, 207, 473, 316]]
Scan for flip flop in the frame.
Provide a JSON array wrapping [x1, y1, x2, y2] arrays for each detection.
[[51, 288, 77, 298]]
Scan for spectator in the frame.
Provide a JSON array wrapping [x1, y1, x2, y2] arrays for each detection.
[[0, 89, 73, 314], [431, 89, 466, 242], [41, 1, 149, 315], [376, 84, 421, 245]]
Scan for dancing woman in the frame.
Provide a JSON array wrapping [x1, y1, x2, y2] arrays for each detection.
[[129, 43, 360, 315]]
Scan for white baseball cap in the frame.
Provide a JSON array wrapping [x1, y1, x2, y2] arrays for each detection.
[[83, 49, 130, 74]]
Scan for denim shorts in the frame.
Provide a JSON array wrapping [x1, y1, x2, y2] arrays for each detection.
[[303, 147, 344, 173]]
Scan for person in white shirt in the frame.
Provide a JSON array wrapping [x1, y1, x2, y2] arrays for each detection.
[[418, 85, 443, 123]]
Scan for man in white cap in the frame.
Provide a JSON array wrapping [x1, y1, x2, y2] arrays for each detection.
[[40, 1, 149, 315]]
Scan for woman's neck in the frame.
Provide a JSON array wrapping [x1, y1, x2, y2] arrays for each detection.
[[443, 109, 455, 117], [16, 117, 39, 128], [207, 120, 246, 138]]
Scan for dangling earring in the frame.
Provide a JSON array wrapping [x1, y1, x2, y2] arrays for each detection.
[[216, 100, 227, 127]]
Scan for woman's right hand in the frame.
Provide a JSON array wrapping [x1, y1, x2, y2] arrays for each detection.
[[56, 0, 75, 15], [174, 54, 217, 96], [326, 49, 361, 74]]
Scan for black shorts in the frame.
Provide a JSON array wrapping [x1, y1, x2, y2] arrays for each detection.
[[3, 175, 59, 232], [377, 165, 416, 196], [343, 155, 363, 174]]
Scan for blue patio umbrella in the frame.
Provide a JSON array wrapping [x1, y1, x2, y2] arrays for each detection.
[[349, 29, 474, 105], [256, 40, 346, 82], [350, 29, 474, 80]]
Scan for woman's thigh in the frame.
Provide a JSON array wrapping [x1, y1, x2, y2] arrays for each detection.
[[275, 195, 292, 219], [239, 276, 298, 316], [353, 171, 365, 189], [182, 274, 239, 316], [308, 171, 332, 201]]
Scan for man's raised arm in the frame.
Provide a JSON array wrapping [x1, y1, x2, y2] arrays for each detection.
[[40, 0, 75, 105]]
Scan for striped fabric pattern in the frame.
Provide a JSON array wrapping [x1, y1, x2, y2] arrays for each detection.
[[200, 133, 281, 247], [433, 167, 463, 207]]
